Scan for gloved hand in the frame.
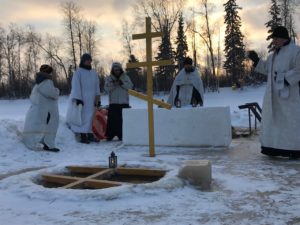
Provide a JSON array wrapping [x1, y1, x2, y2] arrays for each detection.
[[247, 50, 260, 67], [119, 79, 124, 86], [75, 99, 84, 106]]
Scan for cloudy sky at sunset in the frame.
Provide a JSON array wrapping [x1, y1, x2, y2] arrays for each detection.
[[0, 0, 299, 64]]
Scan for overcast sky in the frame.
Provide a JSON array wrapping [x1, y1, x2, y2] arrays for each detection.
[[0, 0, 299, 63]]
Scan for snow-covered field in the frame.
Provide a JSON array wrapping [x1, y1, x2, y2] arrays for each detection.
[[0, 85, 299, 225]]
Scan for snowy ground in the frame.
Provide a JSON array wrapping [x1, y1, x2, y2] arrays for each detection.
[[0, 85, 299, 225]]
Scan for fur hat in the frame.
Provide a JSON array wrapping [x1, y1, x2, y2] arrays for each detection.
[[183, 57, 193, 65], [39, 64, 53, 74], [271, 26, 289, 39]]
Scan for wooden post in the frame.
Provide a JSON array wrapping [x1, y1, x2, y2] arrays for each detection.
[[126, 17, 172, 157]]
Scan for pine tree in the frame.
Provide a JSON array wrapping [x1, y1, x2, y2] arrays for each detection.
[[175, 12, 188, 70], [265, 0, 282, 52], [126, 54, 144, 91], [155, 23, 175, 92], [223, 0, 245, 86]]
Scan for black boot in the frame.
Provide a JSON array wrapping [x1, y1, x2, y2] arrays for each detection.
[[88, 133, 100, 143], [43, 144, 60, 152], [80, 133, 90, 144]]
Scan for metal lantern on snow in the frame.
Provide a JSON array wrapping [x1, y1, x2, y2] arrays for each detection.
[[109, 151, 117, 168]]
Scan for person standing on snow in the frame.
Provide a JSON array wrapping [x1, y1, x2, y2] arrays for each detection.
[[22, 64, 60, 152], [167, 57, 204, 107], [67, 53, 101, 144], [248, 26, 300, 159], [104, 62, 133, 141]]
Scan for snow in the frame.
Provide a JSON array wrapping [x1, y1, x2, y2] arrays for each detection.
[[0, 84, 300, 225], [123, 107, 232, 147]]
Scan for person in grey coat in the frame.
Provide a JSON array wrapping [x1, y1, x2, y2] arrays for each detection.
[[22, 65, 60, 152], [248, 26, 300, 159], [104, 62, 133, 141], [167, 57, 204, 107]]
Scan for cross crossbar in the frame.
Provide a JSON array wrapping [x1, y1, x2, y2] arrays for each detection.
[[132, 32, 162, 40]]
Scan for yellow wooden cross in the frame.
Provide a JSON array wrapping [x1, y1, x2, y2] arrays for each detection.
[[126, 17, 172, 157]]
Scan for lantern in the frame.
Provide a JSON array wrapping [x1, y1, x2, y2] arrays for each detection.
[[109, 151, 117, 168]]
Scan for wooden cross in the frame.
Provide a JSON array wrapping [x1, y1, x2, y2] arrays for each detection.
[[126, 17, 172, 157]]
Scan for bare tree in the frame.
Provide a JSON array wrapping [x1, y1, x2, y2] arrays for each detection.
[[83, 20, 98, 57], [0, 25, 6, 94], [279, 0, 299, 41], [37, 34, 70, 90], [61, 1, 81, 69], [74, 16, 84, 57], [190, 0, 217, 90], [1, 24, 19, 97], [133, 0, 186, 35], [25, 26, 41, 79], [122, 19, 135, 57]]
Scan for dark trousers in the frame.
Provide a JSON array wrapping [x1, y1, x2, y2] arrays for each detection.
[[106, 104, 129, 140], [261, 146, 300, 158]]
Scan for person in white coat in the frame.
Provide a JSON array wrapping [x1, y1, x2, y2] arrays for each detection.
[[67, 53, 101, 144], [22, 65, 60, 152], [104, 62, 133, 141], [248, 26, 300, 159], [167, 57, 204, 107]]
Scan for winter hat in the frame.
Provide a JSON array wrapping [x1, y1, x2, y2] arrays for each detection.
[[183, 57, 193, 65], [111, 62, 123, 70], [271, 26, 289, 39], [80, 53, 92, 64], [39, 64, 53, 74]]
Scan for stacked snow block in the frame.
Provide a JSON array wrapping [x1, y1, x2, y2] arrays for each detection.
[[178, 160, 212, 189], [122, 107, 232, 147]]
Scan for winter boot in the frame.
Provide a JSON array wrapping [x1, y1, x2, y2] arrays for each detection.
[[43, 144, 60, 152], [80, 133, 90, 144], [88, 133, 100, 143]]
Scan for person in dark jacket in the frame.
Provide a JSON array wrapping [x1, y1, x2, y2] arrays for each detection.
[[104, 62, 133, 141]]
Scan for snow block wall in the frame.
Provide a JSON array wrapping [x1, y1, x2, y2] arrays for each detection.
[[123, 107, 232, 147]]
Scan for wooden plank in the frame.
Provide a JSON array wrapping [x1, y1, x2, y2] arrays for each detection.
[[126, 61, 148, 68], [42, 174, 79, 185], [84, 180, 122, 189], [86, 169, 114, 179], [153, 59, 173, 66], [66, 166, 108, 174], [132, 32, 162, 40], [63, 169, 114, 189], [63, 179, 85, 189], [116, 168, 166, 177], [126, 60, 173, 69], [128, 89, 172, 109]]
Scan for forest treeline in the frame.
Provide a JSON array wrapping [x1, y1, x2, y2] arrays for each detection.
[[0, 0, 298, 98]]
